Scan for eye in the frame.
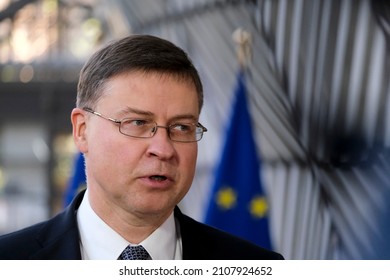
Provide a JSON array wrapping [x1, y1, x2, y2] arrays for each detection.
[[171, 123, 193, 132], [123, 119, 148, 127]]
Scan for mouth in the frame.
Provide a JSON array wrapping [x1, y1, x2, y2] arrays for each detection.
[[149, 175, 168, 181], [139, 171, 174, 188]]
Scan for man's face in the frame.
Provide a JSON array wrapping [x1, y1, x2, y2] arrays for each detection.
[[74, 71, 200, 221]]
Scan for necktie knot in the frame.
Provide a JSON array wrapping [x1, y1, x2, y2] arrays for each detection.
[[118, 245, 150, 260]]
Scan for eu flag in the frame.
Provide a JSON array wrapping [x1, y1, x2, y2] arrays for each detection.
[[64, 152, 86, 207], [205, 71, 272, 249]]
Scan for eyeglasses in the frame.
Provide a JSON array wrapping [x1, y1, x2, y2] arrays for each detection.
[[83, 107, 207, 143]]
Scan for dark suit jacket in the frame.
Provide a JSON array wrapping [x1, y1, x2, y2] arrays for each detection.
[[0, 190, 283, 260]]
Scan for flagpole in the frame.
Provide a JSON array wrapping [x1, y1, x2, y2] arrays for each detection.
[[205, 28, 273, 249], [232, 28, 252, 70], [232, 27, 255, 141]]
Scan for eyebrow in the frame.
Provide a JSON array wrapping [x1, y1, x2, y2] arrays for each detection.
[[118, 106, 198, 122], [118, 107, 153, 117]]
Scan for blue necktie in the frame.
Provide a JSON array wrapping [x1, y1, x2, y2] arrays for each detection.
[[118, 245, 150, 260]]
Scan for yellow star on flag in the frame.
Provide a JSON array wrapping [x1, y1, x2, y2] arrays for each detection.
[[216, 187, 237, 210], [249, 196, 268, 218]]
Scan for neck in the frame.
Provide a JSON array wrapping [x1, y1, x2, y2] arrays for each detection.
[[88, 191, 173, 244], [108, 209, 172, 244]]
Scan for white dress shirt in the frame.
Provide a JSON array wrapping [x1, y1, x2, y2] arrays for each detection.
[[77, 189, 182, 260]]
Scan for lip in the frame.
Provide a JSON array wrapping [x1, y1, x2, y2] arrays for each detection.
[[138, 174, 175, 189]]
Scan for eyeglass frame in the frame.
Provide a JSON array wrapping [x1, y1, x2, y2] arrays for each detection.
[[82, 107, 207, 143]]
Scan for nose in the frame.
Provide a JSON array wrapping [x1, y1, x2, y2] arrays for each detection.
[[146, 126, 176, 160], [151, 125, 170, 136]]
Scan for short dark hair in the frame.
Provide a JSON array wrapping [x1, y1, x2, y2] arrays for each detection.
[[77, 34, 203, 112]]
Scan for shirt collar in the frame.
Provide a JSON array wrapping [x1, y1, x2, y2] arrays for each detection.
[[77, 189, 181, 259], [140, 211, 177, 260]]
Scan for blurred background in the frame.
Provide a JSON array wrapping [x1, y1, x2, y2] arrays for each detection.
[[0, 0, 389, 259]]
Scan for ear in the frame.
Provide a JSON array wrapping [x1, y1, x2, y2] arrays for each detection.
[[71, 108, 88, 153]]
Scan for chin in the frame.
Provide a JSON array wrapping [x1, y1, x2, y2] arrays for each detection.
[[133, 201, 175, 216]]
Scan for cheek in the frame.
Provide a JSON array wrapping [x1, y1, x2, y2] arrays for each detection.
[[87, 129, 138, 171], [98, 139, 142, 167], [179, 146, 198, 180]]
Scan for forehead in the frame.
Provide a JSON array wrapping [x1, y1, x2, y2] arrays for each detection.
[[97, 71, 200, 117]]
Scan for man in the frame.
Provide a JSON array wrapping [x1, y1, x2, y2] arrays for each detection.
[[0, 35, 283, 260]]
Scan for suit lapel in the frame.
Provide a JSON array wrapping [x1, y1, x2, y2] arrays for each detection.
[[174, 207, 210, 260], [31, 191, 85, 260], [29, 195, 213, 259]]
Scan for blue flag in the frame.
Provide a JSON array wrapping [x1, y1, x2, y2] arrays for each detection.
[[64, 152, 86, 207], [205, 71, 272, 249]]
